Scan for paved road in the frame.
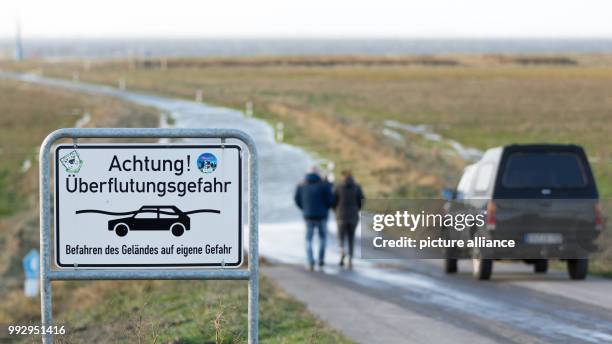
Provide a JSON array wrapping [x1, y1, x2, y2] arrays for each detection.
[[3, 72, 612, 344], [262, 222, 612, 344]]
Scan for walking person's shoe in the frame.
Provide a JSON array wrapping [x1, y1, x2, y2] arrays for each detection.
[[318, 261, 325, 271], [307, 263, 314, 272], [347, 256, 353, 270], [339, 252, 346, 267]]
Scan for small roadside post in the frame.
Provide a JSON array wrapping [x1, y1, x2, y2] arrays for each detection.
[[245, 101, 253, 117], [22, 249, 40, 298], [275, 122, 284, 142], [118, 78, 126, 90], [39, 128, 259, 343]]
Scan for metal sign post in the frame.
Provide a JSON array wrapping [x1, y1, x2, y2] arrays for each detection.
[[39, 128, 259, 343]]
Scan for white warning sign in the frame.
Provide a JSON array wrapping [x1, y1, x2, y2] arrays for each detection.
[[54, 144, 242, 269]]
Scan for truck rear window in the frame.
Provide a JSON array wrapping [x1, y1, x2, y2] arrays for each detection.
[[502, 152, 587, 188]]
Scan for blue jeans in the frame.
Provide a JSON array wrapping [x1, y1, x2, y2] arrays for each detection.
[[305, 219, 327, 266]]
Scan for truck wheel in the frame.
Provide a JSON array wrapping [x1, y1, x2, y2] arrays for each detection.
[[472, 258, 493, 280], [445, 258, 458, 274], [567, 259, 588, 280], [171, 223, 185, 237], [534, 259, 548, 274], [114, 223, 129, 237]]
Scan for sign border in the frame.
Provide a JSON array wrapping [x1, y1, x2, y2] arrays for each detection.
[[54, 144, 243, 268], [40, 128, 259, 344]]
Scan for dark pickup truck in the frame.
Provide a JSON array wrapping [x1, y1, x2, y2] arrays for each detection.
[[442, 144, 604, 280]]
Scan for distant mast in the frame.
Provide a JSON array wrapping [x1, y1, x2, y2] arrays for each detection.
[[14, 19, 23, 61]]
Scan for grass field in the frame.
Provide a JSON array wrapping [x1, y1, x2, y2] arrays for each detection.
[[0, 78, 350, 343], [5, 55, 610, 197], [5, 55, 609, 276], [0, 78, 160, 279], [4, 277, 349, 343], [0, 79, 82, 215]]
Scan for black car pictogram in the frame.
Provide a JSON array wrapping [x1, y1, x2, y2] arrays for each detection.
[[107, 206, 191, 237], [76, 205, 220, 237]]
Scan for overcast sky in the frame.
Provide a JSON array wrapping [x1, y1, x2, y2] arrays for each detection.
[[1, 0, 611, 39]]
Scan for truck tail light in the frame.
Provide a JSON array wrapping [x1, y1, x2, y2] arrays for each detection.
[[486, 201, 496, 230], [595, 202, 604, 231]]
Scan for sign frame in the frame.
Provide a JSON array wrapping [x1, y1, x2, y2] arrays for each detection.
[[39, 128, 259, 343]]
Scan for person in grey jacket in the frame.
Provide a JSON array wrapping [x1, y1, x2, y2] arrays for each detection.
[[333, 170, 364, 269]]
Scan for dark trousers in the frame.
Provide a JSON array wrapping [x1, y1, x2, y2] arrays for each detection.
[[305, 219, 327, 266], [338, 222, 357, 257]]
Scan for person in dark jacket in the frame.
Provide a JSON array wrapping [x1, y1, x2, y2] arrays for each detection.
[[294, 167, 335, 271], [333, 170, 364, 269]]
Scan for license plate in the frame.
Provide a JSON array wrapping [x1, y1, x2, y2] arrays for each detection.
[[524, 233, 563, 244]]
